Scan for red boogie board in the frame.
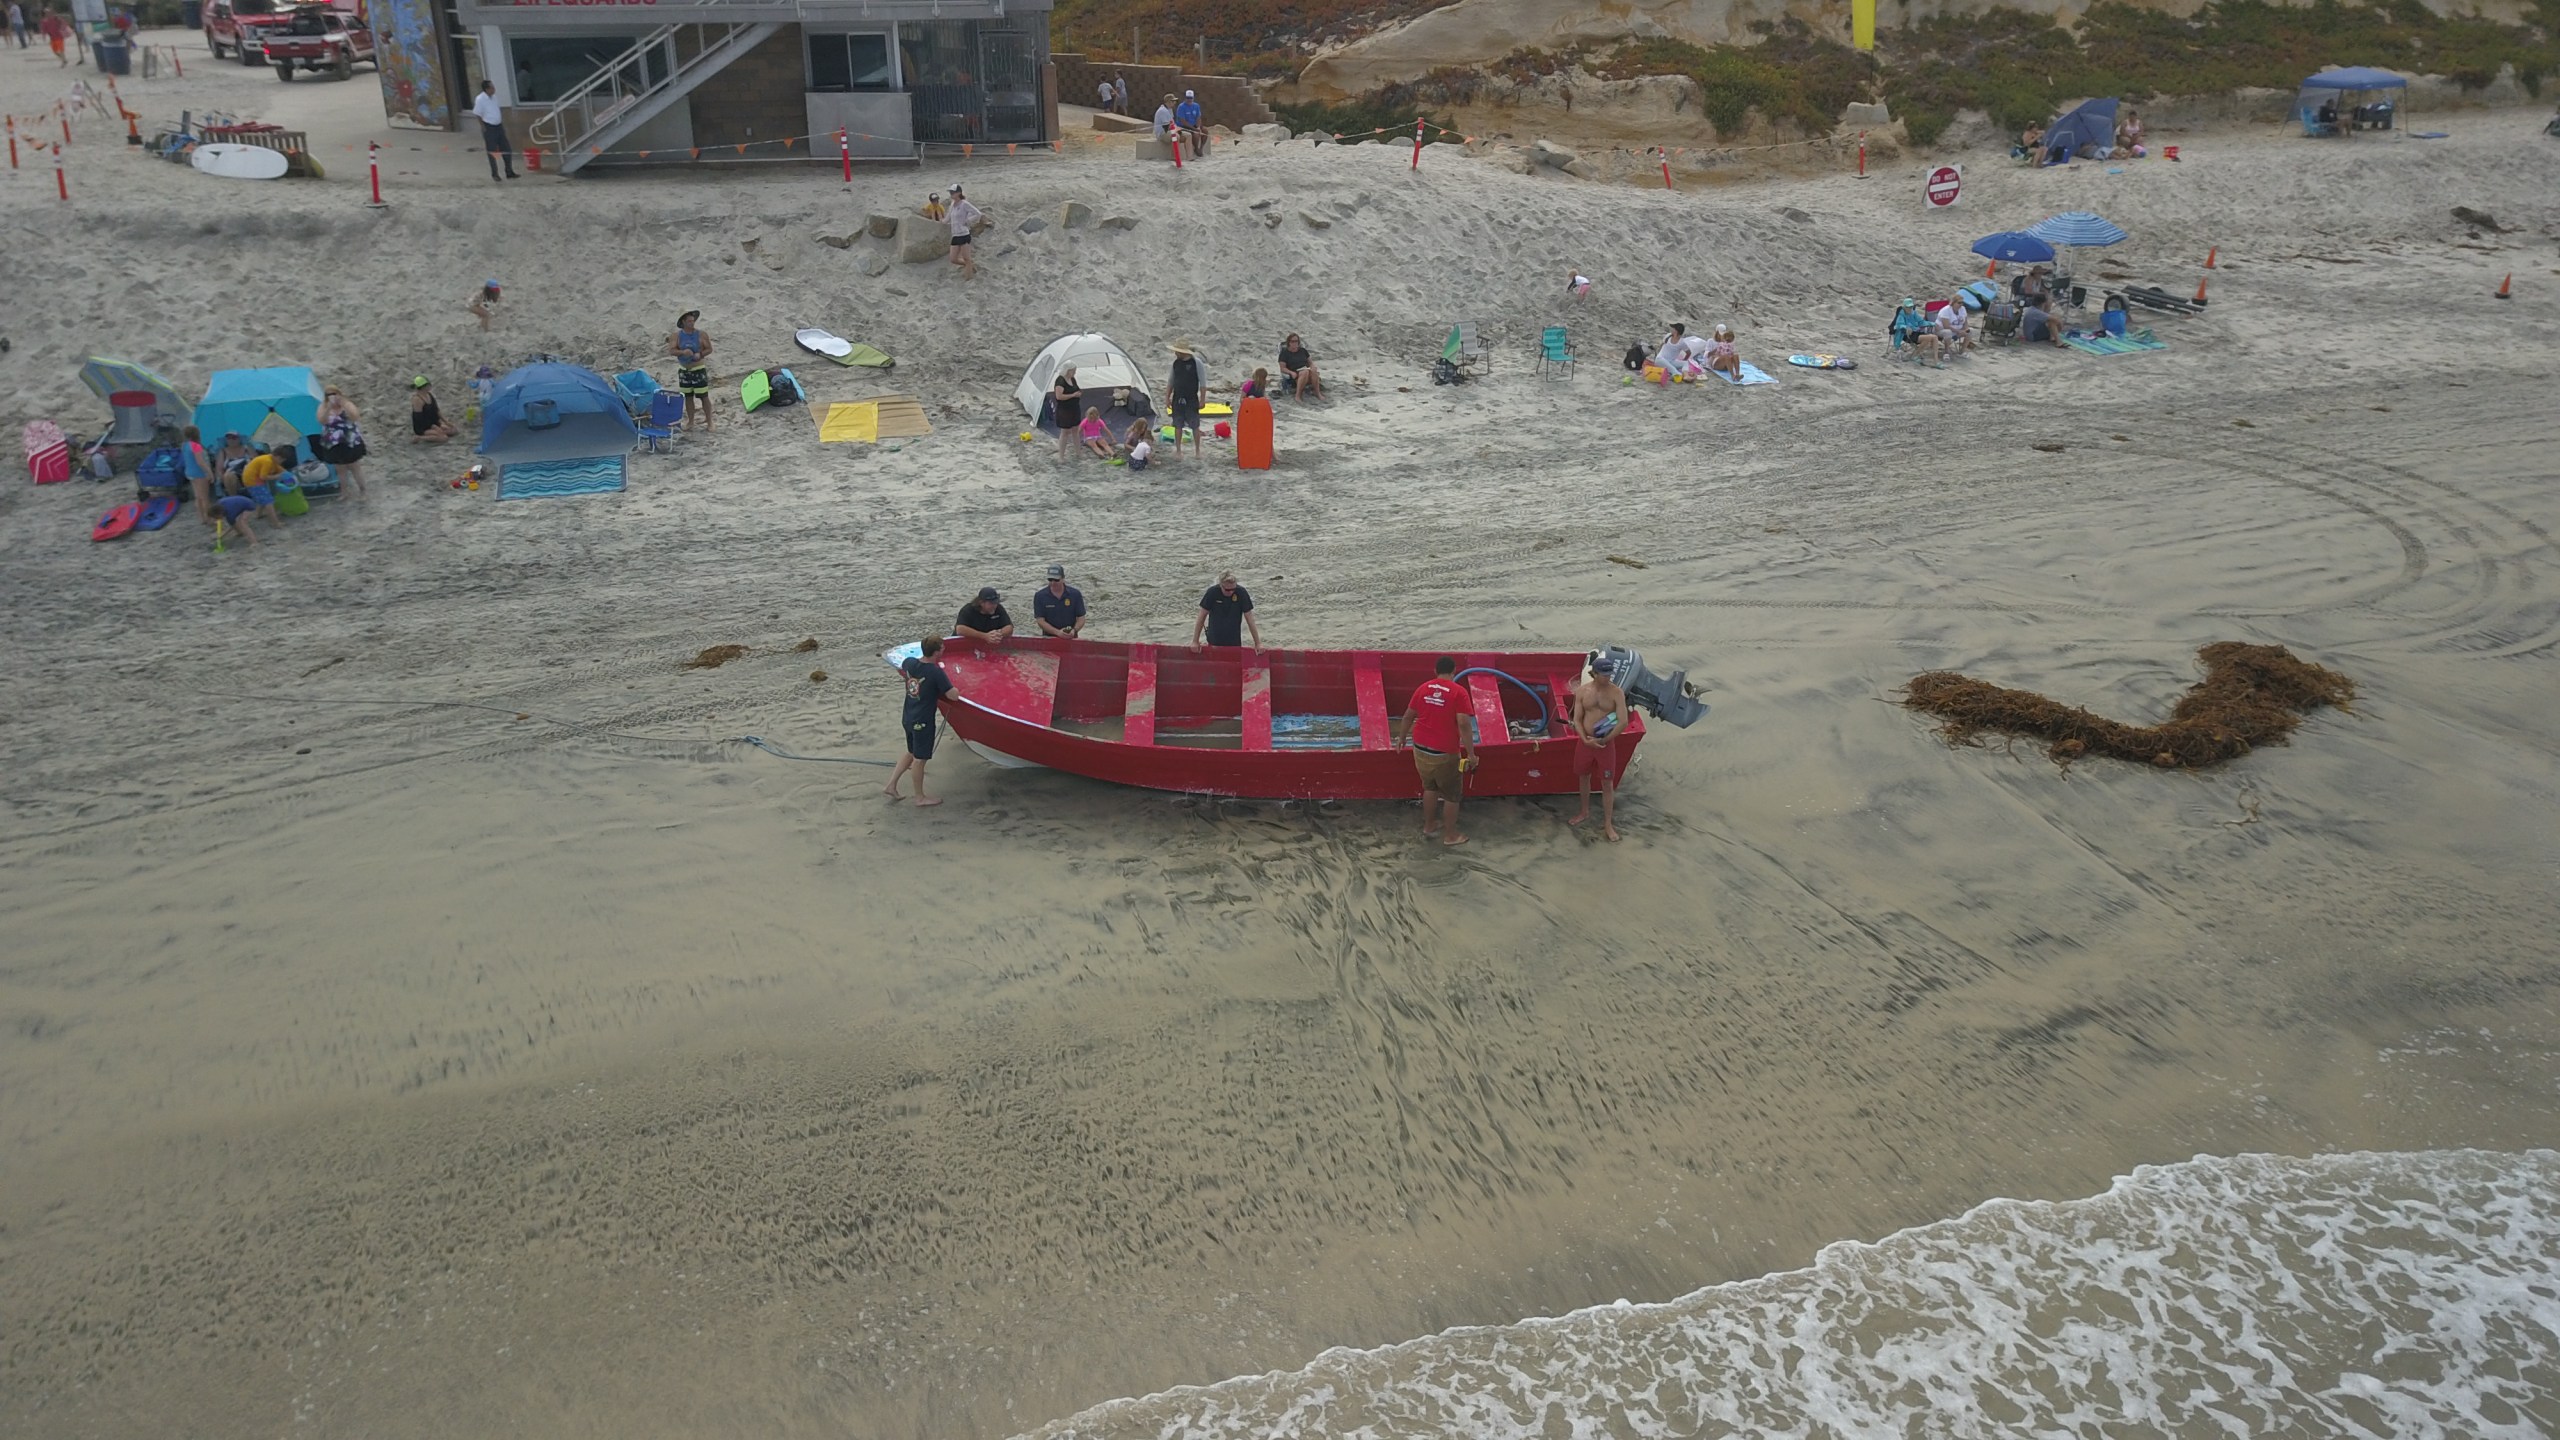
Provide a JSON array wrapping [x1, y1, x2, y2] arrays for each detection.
[[1235, 395, 1273, 470], [92, 503, 142, 542]]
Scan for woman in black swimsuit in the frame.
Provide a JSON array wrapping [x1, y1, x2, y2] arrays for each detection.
[[1277, 333, 1324, 401], [409, 376, 455, 443]]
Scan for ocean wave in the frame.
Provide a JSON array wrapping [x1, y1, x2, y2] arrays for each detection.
[[1020, 1150, 2560, 1440]]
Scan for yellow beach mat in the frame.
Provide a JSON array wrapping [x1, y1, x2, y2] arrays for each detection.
[[817, 396, 935, 444]]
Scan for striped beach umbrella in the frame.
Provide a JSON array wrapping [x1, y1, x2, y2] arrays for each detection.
[[2027, 212, 2130, 247], [77, 357, 188, 418]]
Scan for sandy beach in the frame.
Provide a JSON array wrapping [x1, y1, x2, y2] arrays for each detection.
[[4, 41, 2560, 1438]]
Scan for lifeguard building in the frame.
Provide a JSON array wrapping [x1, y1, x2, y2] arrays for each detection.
[[371, 0, 1059, 172]]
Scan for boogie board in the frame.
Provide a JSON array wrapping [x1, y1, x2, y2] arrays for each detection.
[[135, 496, 181, 531], [93, 502, 141, 541], [190, 143, 291, 180], [1234, 395, 1273, 471], [1785, 354, 1857, 370], [741, 370, 773, 411]]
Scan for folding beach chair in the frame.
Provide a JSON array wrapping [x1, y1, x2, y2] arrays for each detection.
[[635, 391, 684, 453], [1441, 322, 1490, 376], [1535, 325, 1575, 377]]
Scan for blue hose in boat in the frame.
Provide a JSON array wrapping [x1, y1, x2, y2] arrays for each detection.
[[1450, 667, 1550, 734]]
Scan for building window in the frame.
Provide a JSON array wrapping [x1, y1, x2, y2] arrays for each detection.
[[509, 34, 665, 106], [807, 32, 892, 93]]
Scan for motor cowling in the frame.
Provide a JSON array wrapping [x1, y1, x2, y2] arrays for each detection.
[[1590, 646, 1708, 728]]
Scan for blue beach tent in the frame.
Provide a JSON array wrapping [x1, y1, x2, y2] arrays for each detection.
[[192, 366, 325, 443], [2041, 97, 2118, 165], [477, 362, 638, 500]]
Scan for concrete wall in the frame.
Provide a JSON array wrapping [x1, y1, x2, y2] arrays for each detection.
[[687, 23, 808, 151], [1053, 56, 1273, 129], [807, 90, 914, 158]]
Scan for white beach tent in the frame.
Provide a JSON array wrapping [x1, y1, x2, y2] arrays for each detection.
[[1015, 333, 1164, 423]]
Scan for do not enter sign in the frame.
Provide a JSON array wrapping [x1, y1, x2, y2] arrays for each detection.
[[1924, 164, 1963, 208]]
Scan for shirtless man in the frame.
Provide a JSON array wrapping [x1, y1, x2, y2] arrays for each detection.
[[1567, 655, 1631, 841]]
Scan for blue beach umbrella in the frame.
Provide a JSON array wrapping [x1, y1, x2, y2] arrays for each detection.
[[2028, 211, 2129, 247], [1972, 231, 2057, 264]]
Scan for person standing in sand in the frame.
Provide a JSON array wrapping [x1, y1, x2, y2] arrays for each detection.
[[472, 80, 518, 182], [669, 310, 715, 431], [318, 387, 370, 498], [9, 4, 27, 50], [886, 636, 952, 807], [1193, 572, 1259, 649], [946, 185, 982, 280], [1166, 342, 1204, 461], [1401, 655, 1479, 846], [1033, 564, 1087, 638], [1050, 364, 1083, 459], [1568, 655, 1630, 842]]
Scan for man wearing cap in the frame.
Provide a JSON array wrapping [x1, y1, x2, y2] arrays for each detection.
[[1193, 572, 1259, 649], [1567, 654, 1631, 842], [471, 80, 518, 183], [1175, 89, 1205, 159], [1400, 655, 1479, 846], [955, 588, 1014, 644], [1033, 565, 1087, 639]]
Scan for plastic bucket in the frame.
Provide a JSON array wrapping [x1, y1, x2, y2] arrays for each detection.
[[274, 479, 308, 516], [2102, 310, 2128, 338]]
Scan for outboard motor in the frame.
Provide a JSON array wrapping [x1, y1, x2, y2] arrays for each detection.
[[1590, 646, 1709, 728]]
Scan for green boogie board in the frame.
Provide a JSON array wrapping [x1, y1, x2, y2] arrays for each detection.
[[741, 370, 773, 412]]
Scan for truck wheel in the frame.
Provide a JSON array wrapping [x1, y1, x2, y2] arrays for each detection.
[[240, 41, 261, 65], [206, 32, 222, 58], [331, 46, 351, 79], [276, 61, 294, 80]]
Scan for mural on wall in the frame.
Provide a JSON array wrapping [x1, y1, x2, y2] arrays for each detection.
[[375, 0, 455, 129]]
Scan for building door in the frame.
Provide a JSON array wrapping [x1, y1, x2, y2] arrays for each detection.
[[978, 30, 1040, 143]]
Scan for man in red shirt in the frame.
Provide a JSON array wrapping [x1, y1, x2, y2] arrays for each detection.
[[1399, 655, 1479, 846]]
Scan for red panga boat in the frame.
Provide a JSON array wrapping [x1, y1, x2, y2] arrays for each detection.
[[883, 637, 1704, 801]]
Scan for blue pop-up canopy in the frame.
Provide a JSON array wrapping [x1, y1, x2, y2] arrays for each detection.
[[478, 362, 637, 464], [192, 366, 325, 441], [2043, 97, 2118, 165], [2302, 67, 2406, 90]]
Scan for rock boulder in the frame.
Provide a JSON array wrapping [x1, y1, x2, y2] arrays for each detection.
[[895, 213, 944, 263]]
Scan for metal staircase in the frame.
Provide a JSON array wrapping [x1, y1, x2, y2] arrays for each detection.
[[527, 21, 779, 175]]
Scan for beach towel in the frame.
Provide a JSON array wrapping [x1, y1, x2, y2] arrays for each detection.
[[796, 329, 895, 368], [1785, 354, 1857, 370], [1716, 361, 1779, 386], [818, 396, 933, 443], [2061, 329, 2169, 356]]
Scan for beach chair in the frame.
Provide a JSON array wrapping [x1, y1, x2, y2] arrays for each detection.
[[635, 391, 684, 453], [2299, 103, 2341, 138], [1535, 325, 1575, 377], [1982, 297, 2021, 343], [1442, 322, 1490, 376]]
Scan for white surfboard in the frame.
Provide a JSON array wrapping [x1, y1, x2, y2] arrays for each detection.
[[795, 327, 853, 359], [191, 143, 290, 180]]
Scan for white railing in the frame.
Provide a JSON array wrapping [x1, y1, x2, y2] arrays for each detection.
[[525, 22, 766, 165]]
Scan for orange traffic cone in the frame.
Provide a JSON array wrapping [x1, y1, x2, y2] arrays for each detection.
[[2194, 275, 2210, 305], [2203, 245, 2217, 269], [2494, 273, 2511, 300]]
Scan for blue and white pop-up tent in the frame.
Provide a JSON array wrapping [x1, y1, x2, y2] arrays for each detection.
[[477, 362, 638, 500]]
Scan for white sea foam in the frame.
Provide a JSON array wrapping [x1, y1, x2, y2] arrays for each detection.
[[1018, 1150, 2560, 1440]]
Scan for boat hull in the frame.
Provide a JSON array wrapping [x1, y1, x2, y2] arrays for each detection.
[[904, 637, 1648, 802]]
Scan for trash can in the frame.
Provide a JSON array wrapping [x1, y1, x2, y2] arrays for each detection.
[[94, 40, 131, 75], [181, 0, 202, 27], [2101, 309, 2128, 338]]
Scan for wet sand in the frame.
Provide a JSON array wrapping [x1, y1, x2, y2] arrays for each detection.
[[4, 52, 2559, 1439]]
